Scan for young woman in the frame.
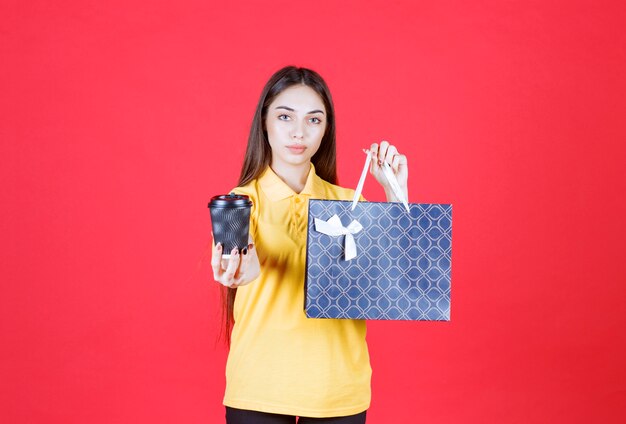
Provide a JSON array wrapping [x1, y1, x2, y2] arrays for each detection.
[[211, 66, 409, 424]]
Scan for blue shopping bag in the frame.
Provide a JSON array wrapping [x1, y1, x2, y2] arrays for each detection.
[[304, 199, 452, 321]]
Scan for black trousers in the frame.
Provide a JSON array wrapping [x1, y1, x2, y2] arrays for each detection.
[[225, 407, 367, 424]]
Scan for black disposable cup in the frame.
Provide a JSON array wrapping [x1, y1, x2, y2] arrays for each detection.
[[208, 193, 253, 259]]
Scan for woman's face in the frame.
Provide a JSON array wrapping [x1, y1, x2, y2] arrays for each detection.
[[265, 84, 327, 172]]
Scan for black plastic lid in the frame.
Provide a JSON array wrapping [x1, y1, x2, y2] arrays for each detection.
[[208, 193, 253, 208]]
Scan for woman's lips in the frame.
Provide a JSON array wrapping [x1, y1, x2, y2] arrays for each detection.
[[286, 145, 306, 154]]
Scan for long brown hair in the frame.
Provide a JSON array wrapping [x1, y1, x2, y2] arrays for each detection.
[[220, 66, 338, 346]]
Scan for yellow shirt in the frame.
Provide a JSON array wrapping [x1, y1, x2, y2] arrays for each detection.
[[223, 164, 372, 418]]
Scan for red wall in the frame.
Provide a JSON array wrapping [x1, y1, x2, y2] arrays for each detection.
[[2, 1, 625, 423]]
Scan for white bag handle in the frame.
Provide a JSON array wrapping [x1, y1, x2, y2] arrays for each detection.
[[351, 146, 410, 213]]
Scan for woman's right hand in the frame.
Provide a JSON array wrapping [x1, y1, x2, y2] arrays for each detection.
[[211, 238, 260, 288]]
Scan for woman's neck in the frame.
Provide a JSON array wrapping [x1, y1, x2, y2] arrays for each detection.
[[270, 161, 311, 194]]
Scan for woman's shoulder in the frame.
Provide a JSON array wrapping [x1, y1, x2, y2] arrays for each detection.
[[230, 177, 260, 196], [230, 184, 255, 197]]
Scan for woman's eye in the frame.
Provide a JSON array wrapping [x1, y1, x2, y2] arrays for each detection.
[[309, 117, 322, 124], [278, 114, 290, 121]]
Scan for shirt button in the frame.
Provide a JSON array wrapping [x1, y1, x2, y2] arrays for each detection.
[[295, 197, 301, 203]]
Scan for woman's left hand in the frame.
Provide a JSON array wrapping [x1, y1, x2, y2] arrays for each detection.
[[369, 140, 409, 202]]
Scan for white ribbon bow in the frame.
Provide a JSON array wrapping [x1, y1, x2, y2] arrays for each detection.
[[314, 214, 363, 261]]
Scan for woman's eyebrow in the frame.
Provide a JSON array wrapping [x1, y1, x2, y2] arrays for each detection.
[[275, 106, 325, 115]]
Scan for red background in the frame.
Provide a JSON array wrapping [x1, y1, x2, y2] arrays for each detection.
[[2, 1, 625, 423]]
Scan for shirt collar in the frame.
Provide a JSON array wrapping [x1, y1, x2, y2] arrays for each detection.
[[258, 164, 324, 201]]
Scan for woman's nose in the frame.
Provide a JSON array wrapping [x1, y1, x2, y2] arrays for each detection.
[[291, 119, 305, 139]]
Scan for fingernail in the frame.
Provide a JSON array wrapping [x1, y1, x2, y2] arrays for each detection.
[[242, 247, 248, 255], [216, 243, 222, 250], [232, 248, 238, 255]]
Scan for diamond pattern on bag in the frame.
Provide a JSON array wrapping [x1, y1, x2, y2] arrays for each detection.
[[305, 200, 452, 321]]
